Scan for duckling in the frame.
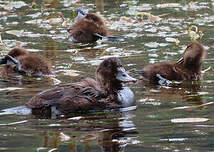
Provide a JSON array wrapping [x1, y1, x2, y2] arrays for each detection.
[[0, 48, 52, 76], [141, 42, 206, 85], [24, 57, 136, 116], [67, 8, 123, 43]]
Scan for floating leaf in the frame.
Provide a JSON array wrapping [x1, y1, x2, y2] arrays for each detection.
[[0, 34, 8, 50], [171, 118, 209, 123], [144, 42, 159, 48], [173, 102, 214, 110], [48, 124, 61, 127], [49, 77, 61, 85], [120, 16, 133, 22], [202, 66, 212, 74], [25, 19, 42, 25], [68, 116, 83, 120], [72, 56, 85, 61], [160, 138, 187, 142], [59, 12, 72, 27], [27, 49, 42, 52], [136, 12, 162, 22], [0, 87, 23, 91], [60, 132, 70, 142], [156, 3, 181, 8], [48, 148, 58, 152], [0, 120, 28, 126], [165, 37, 180, 44], [188, 25, 204, 42], [58, 70, 80, 77], [3, 1, 27, 10], [49, 18, 62, 25], [6, 30, 24, 37]]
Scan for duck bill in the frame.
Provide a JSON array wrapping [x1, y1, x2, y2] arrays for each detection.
[[116, 67, 137, 83], [74, 8, 88, 22], [0, 56, 6, 64]]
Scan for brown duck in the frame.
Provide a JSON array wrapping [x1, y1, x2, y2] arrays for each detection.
[[67, 8, 123, 43], [0, 48, 52, 76], [141, 42, 206, 85]]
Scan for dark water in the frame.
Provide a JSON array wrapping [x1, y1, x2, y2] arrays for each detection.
[[0, 0, 214, 151]]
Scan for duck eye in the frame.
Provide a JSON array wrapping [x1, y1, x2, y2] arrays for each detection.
[[105, 63, 111, 68], [187, 45, 192, 49], [108, 65, 112, 68]]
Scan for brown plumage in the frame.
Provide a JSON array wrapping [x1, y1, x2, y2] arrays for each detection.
[[1, 48, 52, 76], [68, 11, 109, 43], [141, 42, 206, 84], [26, 57, 136, 115]]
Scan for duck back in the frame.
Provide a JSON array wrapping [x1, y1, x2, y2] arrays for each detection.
[[26, 78, 106, 114], [16, 54, 52, 76], [1, 48, 52, 76], [69, 13, 108, 43]]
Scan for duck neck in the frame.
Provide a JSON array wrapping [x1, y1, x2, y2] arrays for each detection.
[[98, 78, 123, 95], [176, 59, 201, 74], [183, 59, 202, 74]]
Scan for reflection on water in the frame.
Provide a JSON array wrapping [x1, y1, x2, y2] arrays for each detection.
[[0, 0, 214, 151], [33, 111, 137, 152]]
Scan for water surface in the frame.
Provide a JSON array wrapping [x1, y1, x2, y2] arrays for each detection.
[[0, 0, 214, 151]]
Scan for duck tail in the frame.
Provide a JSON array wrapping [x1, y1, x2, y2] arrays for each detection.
[[93, 33, 124, 42], [0, 105, 32, 116]]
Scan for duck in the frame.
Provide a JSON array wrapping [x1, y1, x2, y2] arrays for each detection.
[[140, 42, 206, 85], [0, 48, 52, 77], [67, 8, 123, 43], [24, 57, 136, 116]]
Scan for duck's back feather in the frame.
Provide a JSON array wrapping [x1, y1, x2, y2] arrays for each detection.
[[26, 78, 107, 113], [17, 54, 52, 75], [142, 61, 201, 84]]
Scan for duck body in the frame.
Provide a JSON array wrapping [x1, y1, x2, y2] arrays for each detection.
[[26, 57, 136, 116], [0, 48, 52, 76], [26, 78, 107, 114], [141, 42, 206, 84], [67, 8, 109, 43], [142, 61, 184, 83]]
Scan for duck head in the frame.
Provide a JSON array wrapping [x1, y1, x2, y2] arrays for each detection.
[[73, 8, 88, 22], [0, 48, 28, 65], [7, 48, 29, 58], [178, 42, 206, 73], [67, 8, 106, 34], [73, 8, 104, 25], [96, 57, 137, 93]]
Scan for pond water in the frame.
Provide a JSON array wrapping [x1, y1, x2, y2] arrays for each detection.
[[0, 0, 214, 151]]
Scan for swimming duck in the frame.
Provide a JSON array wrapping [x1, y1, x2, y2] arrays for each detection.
[[67, 8, 123, 43], [141, 42, 206, 85], [0, 48, 52, 76], [25, 57, 136, 116]]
